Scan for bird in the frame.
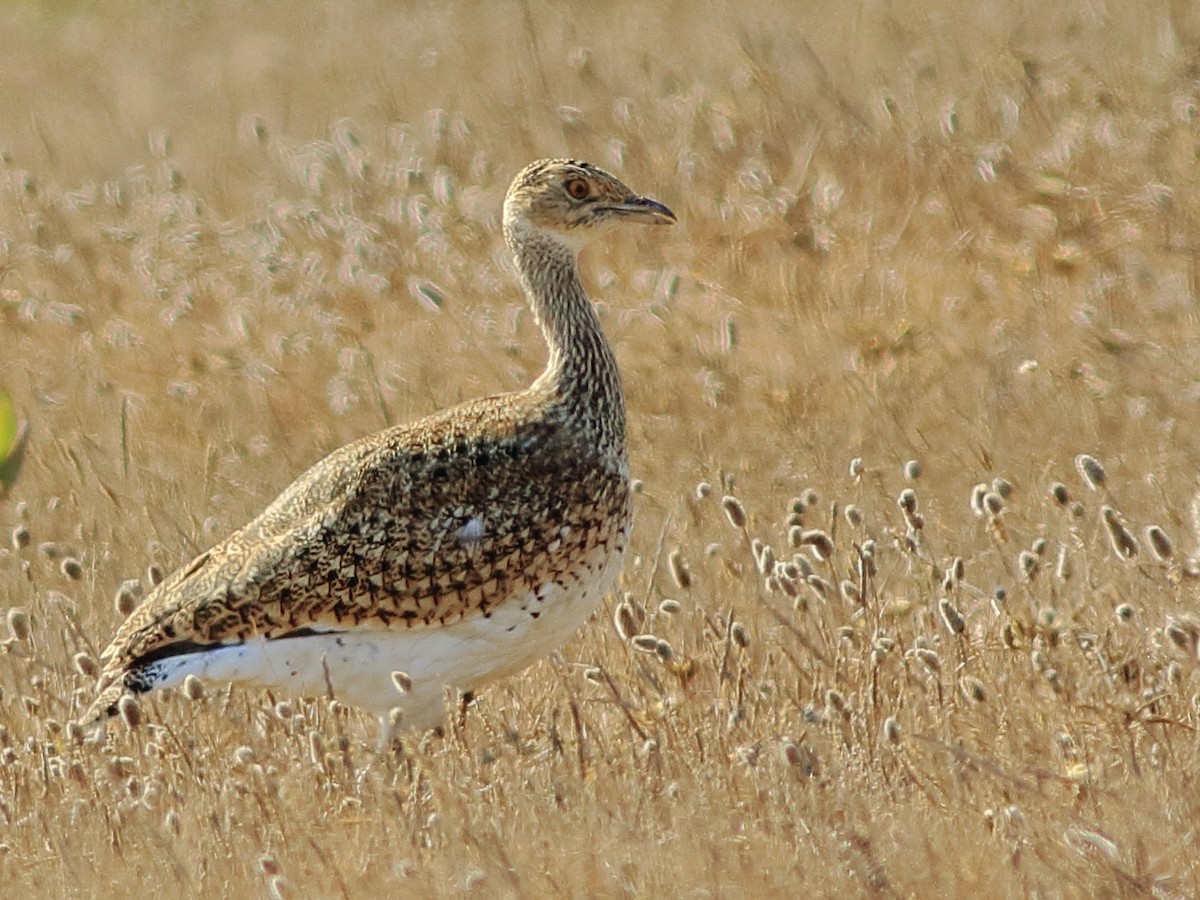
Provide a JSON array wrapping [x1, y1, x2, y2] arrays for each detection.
[[83, 158, 676, 736]]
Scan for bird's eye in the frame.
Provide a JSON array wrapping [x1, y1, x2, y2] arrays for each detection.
[[565, 178, 590, 200]]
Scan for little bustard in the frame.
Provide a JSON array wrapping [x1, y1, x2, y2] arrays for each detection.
[[84, 159, 675, 733]]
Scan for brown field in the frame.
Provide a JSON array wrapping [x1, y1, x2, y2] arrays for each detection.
[[3, 0, 1200, 896]]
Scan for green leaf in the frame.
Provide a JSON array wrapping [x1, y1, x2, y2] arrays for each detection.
[[0, 390, 28, 497], [0, 391, 14, 459]]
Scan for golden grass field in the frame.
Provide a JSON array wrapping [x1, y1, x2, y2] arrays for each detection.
[[3, 0, 1200, 895]]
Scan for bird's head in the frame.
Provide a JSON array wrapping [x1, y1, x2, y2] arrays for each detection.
[[503, 159, 675, 254]]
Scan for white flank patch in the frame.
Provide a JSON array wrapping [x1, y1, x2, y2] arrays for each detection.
[[458, 516, 485, 554]]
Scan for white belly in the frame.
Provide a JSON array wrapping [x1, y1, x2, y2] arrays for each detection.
[[142, 542, 625, 732]]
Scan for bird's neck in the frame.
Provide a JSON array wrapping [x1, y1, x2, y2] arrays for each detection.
[[506, 228, 626, 455]]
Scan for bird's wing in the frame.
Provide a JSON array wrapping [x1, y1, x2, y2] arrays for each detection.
[[93, 395, 627, 691]]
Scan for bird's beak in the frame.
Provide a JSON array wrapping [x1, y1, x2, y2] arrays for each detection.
[[610, 196, 677, 225]]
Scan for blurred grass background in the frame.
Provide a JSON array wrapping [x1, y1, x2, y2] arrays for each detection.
[[2, 0, 1200, 896]]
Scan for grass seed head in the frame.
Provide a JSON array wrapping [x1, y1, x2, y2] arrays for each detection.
[[659, 598, 682, 615], [960, 676, 988, 703], [992, 477, 1013, 499], [843, 504, 863, 527], [118, 694, 142, 729], [780, 740, 817, 777], [807, 575, 832, 599], [391, 671, 413, 694], [73, 652, 97, 677], [721, 495, 747, 529], [983, 492, 1005, 516], [37, 541, 64, 560], [756, 543, 775, 575], [114, 580, 142, 616], [146, 564, 164, 586], [1018, 550, 1039, 581], [824, 689, 847, 714], [1145, 525, 1174, 562], [912, 647, 940, 672], [632, 633, 660, 653], [1164, 617, 1200, 657], [952, 556, 965, 581], [694, 481, 712, 500], [849, 457, 864, 479], [613, 601, 639, 641], [897, 489, 918, 514], [938, 597, 966, 635], [836, 580, 859, 605], [904, 459, 922, 480], [668, 549, 692, 589], [10, 525, 30, 550], [800, 529, 834, 561], [1101, 506, 1139, 560], [268, 875, 291, 900], [731, 621, 749, 648], [1075, 454, 1106, 491], [883, 716, 901, 745], [782, 739, 801, 768], [1050, 482, 1071, 506], [6, 608, 29, 642], [60, 556, 83, 580], [941, 557, 964, 591], [1190, 493, 1200, 547], [1115, 603, 1134, 621], [970, 483, 989, 516], [774, 567, 799, 598], [1030, 649, 1048, 673], [1055, 547, 1072, 581], [182, 674, 205, 701]]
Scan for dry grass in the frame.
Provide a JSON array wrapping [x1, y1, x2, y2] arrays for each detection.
[[3, 0, 1200, 895]]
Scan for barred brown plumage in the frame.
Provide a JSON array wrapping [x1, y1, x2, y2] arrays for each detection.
[[84, 159, 675, 735]]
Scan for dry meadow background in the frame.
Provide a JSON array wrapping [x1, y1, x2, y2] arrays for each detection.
[[3, 0, 1200, 896]]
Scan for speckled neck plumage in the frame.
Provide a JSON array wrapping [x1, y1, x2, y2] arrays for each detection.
[[509, 228, 626, 459]]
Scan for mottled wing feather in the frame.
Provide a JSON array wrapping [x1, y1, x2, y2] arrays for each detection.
[[97, 391, 629, 679]]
